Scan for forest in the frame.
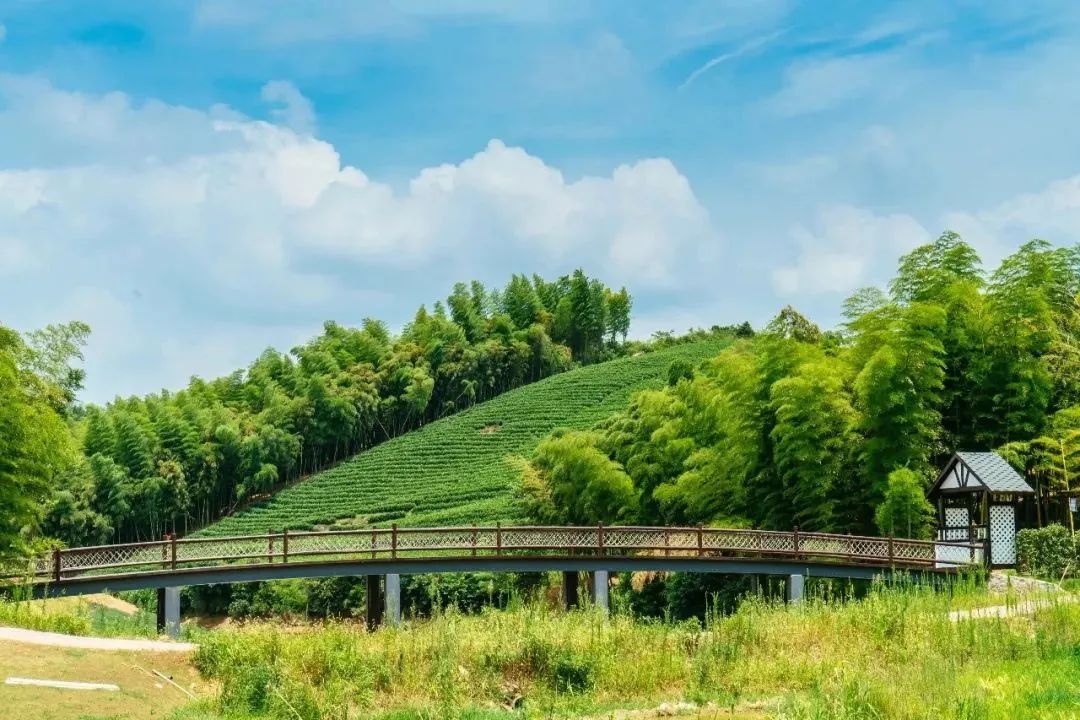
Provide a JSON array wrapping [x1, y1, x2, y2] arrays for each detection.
[[523, 234, 1080, 539], [0, 270, 631, 556]]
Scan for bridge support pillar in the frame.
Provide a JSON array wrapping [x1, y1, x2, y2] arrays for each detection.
[[366, 575, 383, 630], [562, 570, 580, 609], [155, 587, 180, 638], [787, 574, 805, 604], [593, 570, 609, 613], [385, 573, 401, 627]]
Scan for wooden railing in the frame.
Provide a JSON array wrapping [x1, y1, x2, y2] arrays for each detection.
[[4, 525, 985, 584]]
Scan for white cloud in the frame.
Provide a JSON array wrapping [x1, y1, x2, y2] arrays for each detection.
[[260, 80, 315, 135], [766, 52, 911, 116], [773, 205, 930, 295], [943, 174, 1080, 268], [0, 76, 717, 401]]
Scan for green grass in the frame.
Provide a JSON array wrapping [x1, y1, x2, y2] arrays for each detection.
[[0, 594, 159, 638], [181, 579, 1080, 720], [201, 340, 730, 536]]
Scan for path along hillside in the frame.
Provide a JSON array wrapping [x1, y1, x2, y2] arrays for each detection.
[[201, 339, 730, 535]]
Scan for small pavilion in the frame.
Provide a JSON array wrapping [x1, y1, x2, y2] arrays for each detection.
[[927, 451, 1036, 568]]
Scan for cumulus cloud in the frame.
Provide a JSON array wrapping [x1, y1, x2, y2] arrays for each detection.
[[0, 75, 716, 401], [772, 205, 930, 295]]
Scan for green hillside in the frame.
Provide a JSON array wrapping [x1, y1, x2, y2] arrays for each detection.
[[202, 339, 730, 535]]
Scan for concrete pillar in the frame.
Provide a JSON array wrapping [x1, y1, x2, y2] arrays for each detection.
[[593, 570, 609, 613], [562, 570, 580, 609], [366, 575, 383, 630], [385, 573, 401, 627], [787, 573, 805, 604], [163, 587, 180, 638]]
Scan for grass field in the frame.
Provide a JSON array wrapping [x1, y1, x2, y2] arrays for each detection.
[[201, 339, 730, 536], [0, 640, 204, 720], [178, 579, 1080, 720]]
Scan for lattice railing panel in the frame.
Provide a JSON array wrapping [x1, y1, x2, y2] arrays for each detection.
[[397, 528, 479, 552], [501, 528, 598, 549], [758, 533, 797, 553], [61, 543, 169, 573], [664, 530, 700, 550], [288, 531, 389, 557], [893, 541, 935, 562], [604, 529, 666, 549], [177, 537, 275, 564]]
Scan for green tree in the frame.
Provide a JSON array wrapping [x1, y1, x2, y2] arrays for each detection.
[[524, 430, 636, 524], [502, 274, 544, 331], [765, 306, 822, 344], [875, 469, 935, 539], [606, 287, 632, 344], [0, 326, 74, 558], [18, 320, 91, 415], [855, 303, 946, 497], [769, 358, 859, 531]]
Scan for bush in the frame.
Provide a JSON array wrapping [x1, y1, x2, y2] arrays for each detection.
[[1016, 524, 1077, 579]]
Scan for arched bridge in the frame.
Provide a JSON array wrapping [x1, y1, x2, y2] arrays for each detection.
[[6, 525, 983, 635]]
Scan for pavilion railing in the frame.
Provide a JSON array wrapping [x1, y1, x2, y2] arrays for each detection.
[[2, 525, 985, 584]]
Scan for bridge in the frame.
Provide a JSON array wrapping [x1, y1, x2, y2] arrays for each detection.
[[5, 525, 984, 636]]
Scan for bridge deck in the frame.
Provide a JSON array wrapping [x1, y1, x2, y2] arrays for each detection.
[[4, 525, 984, 597]]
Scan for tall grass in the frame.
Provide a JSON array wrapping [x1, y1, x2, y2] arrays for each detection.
[[189, 575, 1080, 720], [0, 584, 160, 638]]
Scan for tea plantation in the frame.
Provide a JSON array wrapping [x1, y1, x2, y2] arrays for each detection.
[[201, 339, 730, 535]]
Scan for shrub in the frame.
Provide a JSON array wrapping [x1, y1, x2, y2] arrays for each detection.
[[1016, 524, 1076, 579]]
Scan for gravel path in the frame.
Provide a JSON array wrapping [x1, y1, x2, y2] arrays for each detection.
[[0, 626, 195, 652]]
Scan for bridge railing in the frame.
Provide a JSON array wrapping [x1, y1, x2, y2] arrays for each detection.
[[3, 525, 984, 584]]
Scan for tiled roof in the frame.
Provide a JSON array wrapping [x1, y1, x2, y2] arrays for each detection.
[[956, 451, 1035, 493]]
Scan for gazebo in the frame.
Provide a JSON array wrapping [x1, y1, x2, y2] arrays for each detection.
[[927, 452, 1036, 568]]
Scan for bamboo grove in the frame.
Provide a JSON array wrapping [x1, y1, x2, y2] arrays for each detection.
[[522, 234, 1080, 538], [0, 270, 631, 554]]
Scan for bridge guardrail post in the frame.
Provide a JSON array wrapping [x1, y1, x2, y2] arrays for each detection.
[[697, 524, 703, 557], [53, 548, 61, 583], [887, 535, 894, 565], [162, 535, 169, 570], [282, 529, 289, 563], [391, 524, 398, 559], [471, 525, 477, 557], [170, 534, 177, 570], [597, 522, 604, 557], [268, 530, 274, 564], [664, 526, 670, 557], [496, 522, 502, 556], [793, 526, 800, 558]]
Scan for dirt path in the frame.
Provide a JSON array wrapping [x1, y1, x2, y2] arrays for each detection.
[[0, 626, 196, 652]]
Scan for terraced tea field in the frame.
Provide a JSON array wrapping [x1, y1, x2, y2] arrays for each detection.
[[201, 339, 730, 535]]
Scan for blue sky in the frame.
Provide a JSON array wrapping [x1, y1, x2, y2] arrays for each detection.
[[3, 1, 1080, 403]]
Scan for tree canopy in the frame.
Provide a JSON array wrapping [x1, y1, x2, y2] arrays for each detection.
[[13, 271, 634, 550], [523, 233, 1080, 535]]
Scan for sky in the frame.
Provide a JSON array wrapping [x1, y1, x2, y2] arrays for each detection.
[[3, 1, 1080, 403]]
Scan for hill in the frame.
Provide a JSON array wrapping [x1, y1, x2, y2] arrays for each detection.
[[202, 338, 730, 535]]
